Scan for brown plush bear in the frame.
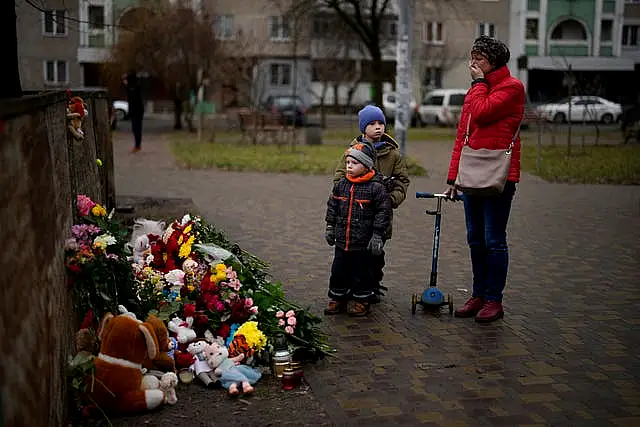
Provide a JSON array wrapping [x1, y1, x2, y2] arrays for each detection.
[[142, 314, 176, 372], [75, 328, 99, 356]]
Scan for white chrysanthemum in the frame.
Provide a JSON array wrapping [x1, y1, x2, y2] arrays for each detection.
[[181, 214, 191, 225], [94, 234, 117, 247], [164, 269, 186, 285]]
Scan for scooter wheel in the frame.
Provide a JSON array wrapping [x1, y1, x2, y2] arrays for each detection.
[[447, 294, 454, 315], [411, 293, 418, 315]]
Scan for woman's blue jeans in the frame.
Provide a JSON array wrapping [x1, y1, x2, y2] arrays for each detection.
[[462, 181, 516, 302]]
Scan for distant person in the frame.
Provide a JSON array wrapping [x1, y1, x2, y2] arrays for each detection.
[[444, 35, 525, 323], [325, 143, 391, 316], [333, 105, 410, 300], [122, 71, 145, 153]]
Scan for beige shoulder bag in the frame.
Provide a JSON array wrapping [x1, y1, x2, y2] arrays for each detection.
[[454, 114, 520, 196]]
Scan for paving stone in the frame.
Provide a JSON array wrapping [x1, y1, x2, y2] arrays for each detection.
[[114, 131, 640, 426]]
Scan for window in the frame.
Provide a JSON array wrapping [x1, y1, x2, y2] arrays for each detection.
[[270, 63, 291, 86], [423, 67, 442, 89], [526, 18, 539, 40], [422, 22, 443, 44], [449, 94, 466, 106], [601, 20, 613, 42], [478, 22, 495, 38], [551, 19, 587, 40], [44, 60, 68, 84], [622, 25, 639, 47], [422, 95, 444, 106], [43, 10, 66, 35], [388, 21, 398, 38], [269, 16, 291, 40], [214, 15, 234, 39], [88, 6, 104, 29], [313, 18, 330, 36]]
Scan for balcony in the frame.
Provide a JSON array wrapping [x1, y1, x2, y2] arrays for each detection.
[[78, 34, 110, 63], [310, 38, 397, 61]]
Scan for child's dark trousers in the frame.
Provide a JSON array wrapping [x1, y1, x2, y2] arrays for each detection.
[[328, 247, 377, 303]]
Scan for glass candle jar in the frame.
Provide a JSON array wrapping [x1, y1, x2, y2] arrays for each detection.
[[290, 361, 304, 385], [282, 367, 296, 390]]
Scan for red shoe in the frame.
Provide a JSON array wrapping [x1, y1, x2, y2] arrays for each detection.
[[454, 297, 484, 318], [475, 301, 504, 323]]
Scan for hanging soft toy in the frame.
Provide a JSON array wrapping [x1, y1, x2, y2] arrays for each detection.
[[67, 95, 88, 140]]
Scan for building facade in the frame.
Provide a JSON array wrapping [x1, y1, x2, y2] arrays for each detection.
[[16, 0, 82, 90], [509, 0, 640, 103]]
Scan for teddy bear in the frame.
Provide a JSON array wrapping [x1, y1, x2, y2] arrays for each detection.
[[75, 328, 99, 357], [168, 316, 197, 346], [141, 372, 178, 405], [89, 313, 166, 415], [66, 96, 88, 140], [187, 340, 218, 388], [205, 341, 261, 396], [142, 314, 176, 373]]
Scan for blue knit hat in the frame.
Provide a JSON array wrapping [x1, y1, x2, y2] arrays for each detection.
[[358, 105, 386, 133]]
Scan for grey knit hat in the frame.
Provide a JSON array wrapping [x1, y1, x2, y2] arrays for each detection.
[[471, 35, 510, 68], [346, 143, 375, 170]]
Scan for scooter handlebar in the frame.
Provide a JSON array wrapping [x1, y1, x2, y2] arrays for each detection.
[[415, 191, 463, 201]]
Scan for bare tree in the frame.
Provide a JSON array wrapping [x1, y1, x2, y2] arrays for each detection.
[[3, 0, 21, 98], [107, 0, 218, 131]]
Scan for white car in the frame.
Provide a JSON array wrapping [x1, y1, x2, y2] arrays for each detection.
[[536, 96, 622, 124], [417, 89, 468, 126], [382, 92, 419, 126], [113, 100, 129, 121]]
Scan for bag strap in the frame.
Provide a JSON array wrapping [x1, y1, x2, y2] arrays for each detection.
[[463, 114, 471, 145], [464, 113, 522, 150]]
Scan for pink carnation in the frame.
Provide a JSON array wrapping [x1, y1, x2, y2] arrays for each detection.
[[250, 306, 258, 314], [285, 310, 295, 318], [275, 310, 284, 318], [77, 194, 96, 217], [284, 326, 294, 334], [278, 319, 285, 326], [244, 297, 254, 307], [287, 316, 297, 326]]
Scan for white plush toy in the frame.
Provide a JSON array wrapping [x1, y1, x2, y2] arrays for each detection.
[[168, 316, 197, 344], [160, 372, 178, 405], [187, 341, 218, 388]]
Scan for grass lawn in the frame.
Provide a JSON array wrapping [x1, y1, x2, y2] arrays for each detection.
[[322, 126, 456, 142], [169, 133, 427, 176], [521, 144, 640, 185]]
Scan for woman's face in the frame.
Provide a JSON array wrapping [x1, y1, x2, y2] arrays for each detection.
[[470, 52, 493, 75]]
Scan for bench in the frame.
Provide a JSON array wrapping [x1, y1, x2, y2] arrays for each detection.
[[237, 108, 287, 144]]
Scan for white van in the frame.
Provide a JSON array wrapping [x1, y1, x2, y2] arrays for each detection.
[[417, 89, 468, 126]]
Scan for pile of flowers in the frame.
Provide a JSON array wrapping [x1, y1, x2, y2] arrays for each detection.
[[65, 194, 331, 364]]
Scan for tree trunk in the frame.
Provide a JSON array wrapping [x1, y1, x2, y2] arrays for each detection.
[[173, 98, 183, 130], [2, 0, 22, 98], [370, 55, 384, 109]]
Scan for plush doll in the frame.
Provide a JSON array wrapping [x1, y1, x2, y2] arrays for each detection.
[[89, 313, 165, 415], [142, 314, 176, 373], [75, 328, 99, 357], [132, 234, 151, 264], [66, 96, 88, 140], [168, 316, 197, 346], [187, 340, 218, 388], [205, 342, 261, 396], [142, 372, 178, 405]]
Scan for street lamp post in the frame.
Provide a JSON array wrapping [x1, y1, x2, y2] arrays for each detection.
[[394, 0, 412, 157]]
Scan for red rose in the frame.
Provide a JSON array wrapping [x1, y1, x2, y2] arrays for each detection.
[[184, 303, 196, 318], [80, 309, 95, 330], [216, 323, 231, 339]]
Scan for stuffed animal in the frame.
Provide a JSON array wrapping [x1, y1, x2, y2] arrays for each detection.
[[75, 328, 99, 357], [66, 96, 88, 140], [142, 314, 176, 373], [205, 342, 261, 396], [118, 305, 137, 319], [168, 316, 197, 346], [160, 372, 178, 405], [89, 313, 165, 415], [132, 235, 151, 264], [187, 340, 218, 388]]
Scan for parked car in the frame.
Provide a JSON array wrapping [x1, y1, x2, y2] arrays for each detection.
[[417, 89, 468, 127], [536, 96, 622, 124], [113, 100, 129, 121], [382, 92, 419, 127], [263, 95, 307, 127]]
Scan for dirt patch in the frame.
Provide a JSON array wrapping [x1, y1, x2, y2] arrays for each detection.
[[96, 196, 334, 427]]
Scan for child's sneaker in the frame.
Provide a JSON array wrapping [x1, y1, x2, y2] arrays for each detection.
[[347, 301, 369, 317], [324, 300, 346, 315]]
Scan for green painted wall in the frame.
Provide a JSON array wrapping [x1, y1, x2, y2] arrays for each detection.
[[599, 46, 613, 56], [114, 0, 142, 18], [549, 45, 590, 56], [528, 0, 541, 11], [547, 0, 595, 36], [602, 0, 616, 14], [525, 44, 539, 56]]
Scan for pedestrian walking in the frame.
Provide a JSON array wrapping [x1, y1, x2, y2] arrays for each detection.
[[123, 71, 145, 153]]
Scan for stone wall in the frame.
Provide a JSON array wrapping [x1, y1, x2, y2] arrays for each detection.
[[0, 89, 113, 427]]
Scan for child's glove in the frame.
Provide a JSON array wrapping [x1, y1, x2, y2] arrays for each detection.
[[367, 234, 384, 256], [325, 225, 335, 246]]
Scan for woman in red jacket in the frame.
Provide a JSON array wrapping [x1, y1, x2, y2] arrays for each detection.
[[444, 36, 525, 323]]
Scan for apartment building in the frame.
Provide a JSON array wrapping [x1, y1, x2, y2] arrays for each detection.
[[411, 0, 512, 101], [16, 0, 82, 90], [509, 0, 640, 103]]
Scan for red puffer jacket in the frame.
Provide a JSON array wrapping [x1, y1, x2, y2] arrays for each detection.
[[447, 65, 526, 184]]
